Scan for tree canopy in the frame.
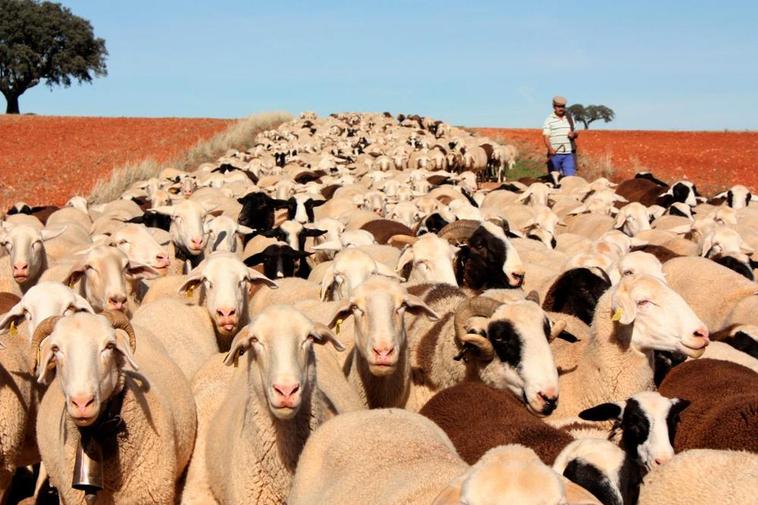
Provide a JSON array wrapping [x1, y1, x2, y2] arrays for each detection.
[[567, 104, 615, 129], [0, 0, 108, 113]]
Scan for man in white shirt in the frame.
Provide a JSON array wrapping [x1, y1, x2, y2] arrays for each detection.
[[542, 96, 578, 176]]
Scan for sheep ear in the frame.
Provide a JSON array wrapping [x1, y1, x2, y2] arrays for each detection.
[[178, 275, 204, 298], [126, 261, 161, 281], [567, 205, 588, 216], [36, 336, 58, 385], [308, 322, 345, 352], [374, 262, 404, 281], [319, 265, 338, 301], [312, 241, 342, 252], [613, 212, 627, 229], [610, 287, 637, 325], [223, 326, 255, 367], [237, 225, 255, 236], [245, 268, 278, 289], [395, 247, 414, 274], [151, 205, 176, 217], [114, 329, 139, 371], [578, 401, 624, 421], [327, 299, 355, 328], [548, 319, 567, 342], [40, 226, 67, 241], [0, 301, 25, 333], [431, 475, 465, 505], [700, 235, 715, 257], [402, 295, 439, 321], [62, 263, 87, 288], [525, 290, 540, 305], [243, 253, 266, 267]]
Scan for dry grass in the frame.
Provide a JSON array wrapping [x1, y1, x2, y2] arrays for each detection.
[[578, 151, 616, 180], [88, 111, 292, 203]]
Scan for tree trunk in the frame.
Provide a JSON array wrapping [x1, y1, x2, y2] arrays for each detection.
[[4, 93, 20, 114], [581, 120, 589, 129]]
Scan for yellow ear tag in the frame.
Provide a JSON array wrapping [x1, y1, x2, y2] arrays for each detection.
[[185, 285, 195, 299], [611, 307, 623, 322], [9, 321, 17, 338], [335, 318, 344, 335]]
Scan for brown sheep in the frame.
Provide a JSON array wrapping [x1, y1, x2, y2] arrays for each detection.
[[615, 178, 666, 207], [360, 219, 414, 245], [419, 381, 574, 465], [0, 292, 21, 315], [658, 359, 758, 452]]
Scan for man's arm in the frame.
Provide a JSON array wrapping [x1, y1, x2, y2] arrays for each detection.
[[542, 120, 556, 156]]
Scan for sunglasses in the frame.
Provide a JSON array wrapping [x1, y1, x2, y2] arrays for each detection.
[[553, 104, 566, 108]]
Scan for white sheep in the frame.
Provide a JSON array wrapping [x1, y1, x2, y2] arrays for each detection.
[[34, 311, 196, 504], [194, 305, 347, 504]]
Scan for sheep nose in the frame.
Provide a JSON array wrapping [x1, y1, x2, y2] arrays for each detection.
[[538, 391, 558, 414], [372, 346, 395, 358], [108, 295, 127, 310], [190, 237, 204, 249], [216, 307, 236, 318], [511, 272, 525, 286], [13, 263, 28, 273], [70, 395, 95, 414], [693, 327, 709, 341], [273, 383, 300, 399], [155, 253, 170, 267]]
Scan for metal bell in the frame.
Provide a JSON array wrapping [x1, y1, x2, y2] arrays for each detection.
[[72, 432, 104, 502]]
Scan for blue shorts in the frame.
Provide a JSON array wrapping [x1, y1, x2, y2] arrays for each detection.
[[549, 153, 576, 176]]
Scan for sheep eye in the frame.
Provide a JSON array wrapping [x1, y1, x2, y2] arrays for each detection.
[[623, 270, 634, 276], [105, 342, 116, 351], [637, 300, 652, 307], [51, 345, 59, 353]]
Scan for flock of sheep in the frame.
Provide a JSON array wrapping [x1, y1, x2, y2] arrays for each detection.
[[0, 111, 756, 505]]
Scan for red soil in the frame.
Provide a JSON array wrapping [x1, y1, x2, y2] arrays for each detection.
[[0, 116, 233, 208], [475, 128, 758, 194], [1, 118, 755, 211]]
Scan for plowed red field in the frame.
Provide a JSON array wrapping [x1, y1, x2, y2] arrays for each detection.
[[0, 116, 232, 208], [476, 128, 758, 194], [1, 118, 755, 210]]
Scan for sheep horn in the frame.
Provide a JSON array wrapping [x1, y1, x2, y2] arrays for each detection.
[[453, 296, 502, 361], [31, 316, 62, 375], [101, 310, 137, 352], [438, 219, 482, 244]]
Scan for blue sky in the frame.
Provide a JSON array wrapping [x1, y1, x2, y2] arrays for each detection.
[[17, 0, 758, 129]]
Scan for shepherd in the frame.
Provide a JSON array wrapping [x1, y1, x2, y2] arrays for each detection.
[[543, 95, 579, 176]]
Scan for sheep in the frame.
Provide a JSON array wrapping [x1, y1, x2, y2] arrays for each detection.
[[657, 359, 757, 452], [394, 233, 459, 286], [710, 323, 758, 358], [421, 382, 686, 498], [662, 256, 758, 330], [174, 252, 278, 347], [34, 311, 196, 505], [360, 218, 415, 244], [614, 202, 652, 237], [48, 245, 160, 315], [204, 214, 254, 255], [199, 305, 347, 504], [637, 449, 758, 505], [319, 248, 401, 301], [0, 223, 67, 291], [326, 276, 439, 409], [547, 273, 709, 423], [152, 200, 220, 268], [255, 219, 327, 254], [438, 219, 526, 289], [541, 267, 612, 325], [288, 408, 601, 505], [0, 281, 94, 339], [406, 288, 565, 414]]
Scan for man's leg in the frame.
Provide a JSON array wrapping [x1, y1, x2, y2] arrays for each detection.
[[550, 154, 566, 176], [562, 154, 576, 176]]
